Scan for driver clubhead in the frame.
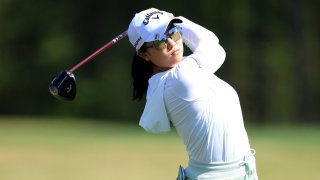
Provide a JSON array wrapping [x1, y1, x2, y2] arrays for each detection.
[[49, 70, 76, 101]]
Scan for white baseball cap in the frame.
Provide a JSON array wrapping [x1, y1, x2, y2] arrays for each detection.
[[128, 8, 182, 51]]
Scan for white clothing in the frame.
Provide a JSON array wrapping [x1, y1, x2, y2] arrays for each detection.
[[139, 71, 171, 133], [185, 150, 258, 179], [139, 17, 251, 163]]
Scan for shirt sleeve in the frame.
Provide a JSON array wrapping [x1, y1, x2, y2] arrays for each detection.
[[177, 16, 226, 73]]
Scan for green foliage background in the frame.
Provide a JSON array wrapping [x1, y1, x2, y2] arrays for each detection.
[[0, 0, 319, 124]]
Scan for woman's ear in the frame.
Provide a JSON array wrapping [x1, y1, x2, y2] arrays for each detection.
[[137, 51, 149, 61]]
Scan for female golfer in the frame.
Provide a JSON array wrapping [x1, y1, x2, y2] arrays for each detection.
[[128, 8, 258, 179]]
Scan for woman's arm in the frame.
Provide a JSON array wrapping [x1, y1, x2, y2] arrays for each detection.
[[177, 17, 226, 73]]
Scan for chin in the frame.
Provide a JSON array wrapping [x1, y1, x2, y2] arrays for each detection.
[[176, 54, 183, 62]]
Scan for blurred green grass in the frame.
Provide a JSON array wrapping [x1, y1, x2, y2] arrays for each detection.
[[0, 116, 319, 180]]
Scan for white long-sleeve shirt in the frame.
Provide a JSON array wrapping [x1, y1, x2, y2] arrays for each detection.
[[139, 17, 251, 163]]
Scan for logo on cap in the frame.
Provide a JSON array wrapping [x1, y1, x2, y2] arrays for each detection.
[[143, 11, 163, 25], [134, 36, 142, 48], [154, 33, 160, 41]]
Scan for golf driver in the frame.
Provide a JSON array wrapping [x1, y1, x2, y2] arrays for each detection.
[[49, 30, 128, 101]]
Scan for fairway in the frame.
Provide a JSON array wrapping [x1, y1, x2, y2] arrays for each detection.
[[0, 117, 319, 180]]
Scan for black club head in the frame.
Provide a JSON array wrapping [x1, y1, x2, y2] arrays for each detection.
[[49, 70, 76, 101]]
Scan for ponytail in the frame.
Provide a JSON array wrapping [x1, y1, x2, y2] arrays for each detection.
[[131, 44, 153, 101]]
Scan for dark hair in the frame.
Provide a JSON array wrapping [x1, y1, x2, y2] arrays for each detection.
[[131, 43, 153, 101]]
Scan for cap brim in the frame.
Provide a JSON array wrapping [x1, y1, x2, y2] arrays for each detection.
[[165, 18, 183, 33], [143, 17, 183, 44]]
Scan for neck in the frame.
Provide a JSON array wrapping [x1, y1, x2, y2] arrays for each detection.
[[152, 65, 172, 74]]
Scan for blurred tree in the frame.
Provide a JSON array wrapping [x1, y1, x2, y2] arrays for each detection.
[[0, 0, 318, 124]]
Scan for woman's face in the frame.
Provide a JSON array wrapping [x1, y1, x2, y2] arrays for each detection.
[[138, 30, 184, 72]]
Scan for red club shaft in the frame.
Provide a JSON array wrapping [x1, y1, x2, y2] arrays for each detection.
[[69, 30, 128, 73]]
